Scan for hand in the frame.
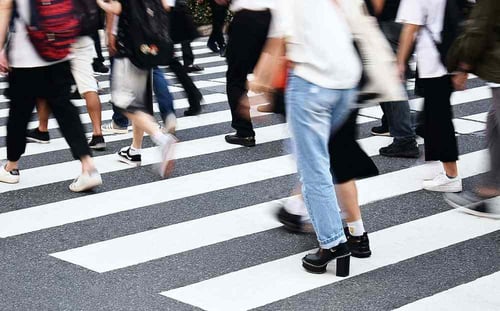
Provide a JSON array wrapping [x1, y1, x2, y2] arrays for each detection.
[[397, 61, 406, 82], [452, 72, 468, 91], [0, 49, 9, 74], [106, 33, 117, 56]]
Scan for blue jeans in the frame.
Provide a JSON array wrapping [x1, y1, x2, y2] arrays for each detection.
[[111, 67, 174, 127], [286, 74, 354, 248]]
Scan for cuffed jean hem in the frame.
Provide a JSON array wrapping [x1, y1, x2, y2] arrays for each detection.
[[319, 233, 348, 249]]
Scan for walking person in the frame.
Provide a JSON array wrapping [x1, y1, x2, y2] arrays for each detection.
[[396, 0, 462, 192], [444, 0, 500, 218], [199, 0, 227, 56], [0, 0, 102, 192]]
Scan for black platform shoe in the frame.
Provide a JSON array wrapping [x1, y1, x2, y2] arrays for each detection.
[[344, 227, 372, 258], [302, 242, 351, 277]]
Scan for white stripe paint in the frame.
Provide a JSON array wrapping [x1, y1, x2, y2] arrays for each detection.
[[48, 148, 489, 273], [161, 207, 500, 311], [395, 272, 500, 311], [462, 112, 488, 123], [0, 155, 297, 238]]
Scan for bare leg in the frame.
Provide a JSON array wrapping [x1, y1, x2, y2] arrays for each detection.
[[443, 161, 458, 178], [124, 111, 163, 139], [5, 160, 19, 171], [132, 124, 144, 150], [334, 180, 361, 223], [83, 91, 103, 136], [36, 98, 50, 132]]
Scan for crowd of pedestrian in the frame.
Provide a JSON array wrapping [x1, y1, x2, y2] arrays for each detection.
[[0, 0, 497, 277]]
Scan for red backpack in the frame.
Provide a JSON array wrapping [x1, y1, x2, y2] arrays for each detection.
[[25, 0, 80, 61]]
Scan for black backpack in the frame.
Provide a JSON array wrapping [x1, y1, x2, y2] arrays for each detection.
[[429, 0, 473, 66], [73, 0, 101, 36], [119, 0, 174, 69]]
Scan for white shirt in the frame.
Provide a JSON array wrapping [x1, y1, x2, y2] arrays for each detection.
[[269, 0, 362, 89], [9, 0, 66, 68], [396, 0, 448, 78], [230, 0, 275, 12]]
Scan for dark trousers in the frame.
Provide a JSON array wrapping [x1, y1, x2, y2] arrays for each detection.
[[7, 62, 91, 161], [421, 75, 459, 162], [209, 0, 227, 47], [91, 30, 105, 64], [181, 41, 194, 67], [170, 58, 202, 110], [226, 10, 271, 137]]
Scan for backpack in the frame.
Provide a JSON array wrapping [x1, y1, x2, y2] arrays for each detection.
[[119, 0, 174, 69], [72, 0, 100, 36], [25, 0, 80, 61]]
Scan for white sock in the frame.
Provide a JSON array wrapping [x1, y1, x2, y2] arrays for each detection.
[[152, 132, 169, 147], [129, 146, 141, 155], [347, 219, 365, 237]]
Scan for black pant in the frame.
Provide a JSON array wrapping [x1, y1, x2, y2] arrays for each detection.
[[421, 75, 459, 162], [181, 41, 194, 67], [91, 30, 105, 64], [7, 62, 91, 161], [226, 10, 271, 137], [209, 0, 227, 47], [169, 58, 202, 110]]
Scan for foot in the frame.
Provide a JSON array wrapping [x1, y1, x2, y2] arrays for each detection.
[[117, 146, 142, 166], [219, 45, 227, 58], [0, 164, 20, 184], [101, 121, 129, 135], [158, 135, 178, 178], [302, 243, 351, 276], [344, 227, 371, 258], [225, 134, 256, 147], [88, 135, 106, 151], [69, 170, 102, 192], [183, 106, 202, 117], [455, 198, 500, 219], [379, 140, 420, 158], [163, 113, 177, 134], [444, 191, 485, 210], [423, 173, 462, 193], [185, 65, 204, 73], [92, 62, 109, 74], [371, 124, 390, 137], [207, 41, 219, 53], [257, 103, 275, 113], [26, 128, 50, 144], [276, 205, 314, 233]]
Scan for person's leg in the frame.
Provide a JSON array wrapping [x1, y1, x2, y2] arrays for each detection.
[[481, 87, 500, 196], [169, 58, 202, 116], [181, 41, 195, 68], [225, 10, 271, 141], [153, 67, 175, 120], [422, 76, 461, 192], [25, 98, 52, 144], [209, 0, 227, 48]]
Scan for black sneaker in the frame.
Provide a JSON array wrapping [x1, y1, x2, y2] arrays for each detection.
[[92, 62, 109, 74], [276, 206, 314, 233], [371, 124, 390, 136], [444, 192, 500, 219], [460, 201, 500, 219], [88, 135, 106, 151], [26, 128, 50, 144], [183, 105, 202, 116], [185, 65, 204, 73], [302, 243, 351, 276], [220, 45, 227, 58], [225, 134, 256, 147], [344, 227, 372, 258], [207, 41, 219, 53], [379, 140, 420, 158], [117, 147, 141, 166]]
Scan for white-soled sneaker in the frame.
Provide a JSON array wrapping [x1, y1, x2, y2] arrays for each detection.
[[423, 173, 462, 193], [0, 165, 20, 184], [69, 170, 102, 192], [159, 135, 178, 178], [101, 121, 129, 135]]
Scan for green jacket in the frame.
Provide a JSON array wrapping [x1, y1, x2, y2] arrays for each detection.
[[458, 0, 500, 83]]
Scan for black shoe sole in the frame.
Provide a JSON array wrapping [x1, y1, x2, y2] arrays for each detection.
[[224, 139, 256, 147], [351, 250, 372, 258]]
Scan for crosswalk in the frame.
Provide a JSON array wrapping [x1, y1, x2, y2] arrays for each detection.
[[0, 37, 499, 311]]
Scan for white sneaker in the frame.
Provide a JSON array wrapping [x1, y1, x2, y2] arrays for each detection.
[[163, 113, 177, 134], [0, 165, 20, 184], [159, 135, 178, 178], [423, 173, 462, 193], [69, 170, 103, 192], [101, 121, 129, 135]]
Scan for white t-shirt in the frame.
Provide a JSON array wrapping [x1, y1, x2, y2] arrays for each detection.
[[396, 0, 448, 78], [9, 0, 66, 68], [268, 0, 362, 90], [230, 0, 275, 12]]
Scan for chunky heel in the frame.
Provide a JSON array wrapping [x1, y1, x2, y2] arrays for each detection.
[[336, 255, 350, 277]]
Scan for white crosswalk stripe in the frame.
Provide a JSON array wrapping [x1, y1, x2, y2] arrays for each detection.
[[1, 37, 498, 311]]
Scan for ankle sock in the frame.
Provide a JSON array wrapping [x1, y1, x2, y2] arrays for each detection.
[[129, 146, 141, 155], [347, 219, 365, 237]]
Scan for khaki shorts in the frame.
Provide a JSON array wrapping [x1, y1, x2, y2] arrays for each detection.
[[70, 36, 98, 96]]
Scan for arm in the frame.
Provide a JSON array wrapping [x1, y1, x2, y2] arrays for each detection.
[[96, 0, 122, 15], [161, 0, 172, 12], [396, 23, 419, 79], [0, 0, 13, 73], [370, 0, 385, 16], [105, 12, 117, 56]]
